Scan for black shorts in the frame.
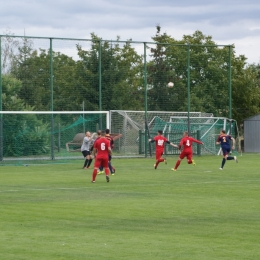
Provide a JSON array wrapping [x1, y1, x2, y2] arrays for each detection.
[[82, 150, 91, 157], [222, 146, 231, 156]]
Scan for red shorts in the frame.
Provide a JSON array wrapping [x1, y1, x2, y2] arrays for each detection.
[[94, 157, 109, 168], [156, 149, 164, 160], [179, 150, 192, 160]]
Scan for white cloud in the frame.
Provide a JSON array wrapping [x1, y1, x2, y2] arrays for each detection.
[[1, 0, 260, 64]]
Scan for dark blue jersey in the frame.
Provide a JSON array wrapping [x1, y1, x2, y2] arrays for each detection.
[[105, 134, 114, 149], [217, 134, 232, 147]]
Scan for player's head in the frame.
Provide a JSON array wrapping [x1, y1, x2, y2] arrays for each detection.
[[105, 129, 110, 134], [85, 131, 91, 137], [101, 130, 106, 136], [183, 131, 189, 137], [97, 130, 101, 136], [158, 130, 163, 135], [221, 130, 226, 134]]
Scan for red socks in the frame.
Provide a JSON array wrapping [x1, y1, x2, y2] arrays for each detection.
[[92, 169, 98, 182], [174, 160, 181, 169]]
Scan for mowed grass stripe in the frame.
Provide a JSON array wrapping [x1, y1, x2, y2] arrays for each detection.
[[0, 154, 260, 260]]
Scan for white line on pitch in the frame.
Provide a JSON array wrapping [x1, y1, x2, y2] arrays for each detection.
[[0, 179, 260, 193]]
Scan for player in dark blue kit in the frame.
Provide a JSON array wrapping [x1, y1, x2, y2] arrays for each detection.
[[216, 129, 238, 170]]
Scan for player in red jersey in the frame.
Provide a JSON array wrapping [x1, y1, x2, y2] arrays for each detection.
[[172, 131, 203, 171], [98, 129, 115, 175], [92, 130, 112, 183], [149, 130, 178, 169]]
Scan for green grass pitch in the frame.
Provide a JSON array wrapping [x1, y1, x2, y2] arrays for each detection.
[[0, 154, 260, 260]]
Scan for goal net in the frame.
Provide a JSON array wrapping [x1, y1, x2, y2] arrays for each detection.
[[0, 111, 109, 165], [110, 110, 239, 157], [0, 110, 240, 164]]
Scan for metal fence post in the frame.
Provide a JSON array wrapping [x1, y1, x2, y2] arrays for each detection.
[[0, 36, 3, 161], [50, 38, 55, 160]]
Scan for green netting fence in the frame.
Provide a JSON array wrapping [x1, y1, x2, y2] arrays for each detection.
[[0, 34, 235, 163], [0, 112, 107, 165], [111, 111, 239, 157]]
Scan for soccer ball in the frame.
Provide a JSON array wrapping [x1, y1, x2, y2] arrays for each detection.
[[167, 82, 174, 88]]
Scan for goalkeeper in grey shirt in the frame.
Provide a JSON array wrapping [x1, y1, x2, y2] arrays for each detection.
[[81, 131, 93, 169]]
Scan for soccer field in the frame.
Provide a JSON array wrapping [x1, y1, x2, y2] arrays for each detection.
[[0, 154, 259, 260]]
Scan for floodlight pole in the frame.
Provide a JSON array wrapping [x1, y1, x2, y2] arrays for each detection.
[[228, 45, 232, 120], [144, 42, 148, 157], [0, 36, 3, 161], [98, 40, 102, 129], [50, 38, 55, 160], [82, 100, 85, 133], [228, 46, 233, 136], [187, 44, 191, 135]]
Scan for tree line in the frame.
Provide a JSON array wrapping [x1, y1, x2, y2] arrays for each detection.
[[2, 26, 260, 127]]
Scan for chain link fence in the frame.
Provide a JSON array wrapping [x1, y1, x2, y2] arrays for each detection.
[[0, 35, 234, 163]]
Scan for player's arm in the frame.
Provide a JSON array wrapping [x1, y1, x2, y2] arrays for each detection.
[[231, 137, 235, 149], [192, 138, 203, 145], [92, 142, 97, 157], [149, 138, 155, 143], [93, 148, 97, 157], [111, 139, 114, 149], [216, 136, 220, 145], [178, 139, 183, 150], [108, 147, 112, 156], [166, 140, 178, 148]]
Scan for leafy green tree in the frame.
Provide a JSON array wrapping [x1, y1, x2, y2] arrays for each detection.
[[11, 41, 79, 111], [232, 57, 260, 124], [76, 34, 144, 111], [10, 39, 51, 110], [148, 28, 231, 115], [4, 29, 260, 128], [1, 74, 30, 110], [1, 75, 50, 156], [147, 25, 188, 111], [147, 27, 260, 125]]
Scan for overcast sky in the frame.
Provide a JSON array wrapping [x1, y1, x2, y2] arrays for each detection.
[[1, 0, 260, 64]]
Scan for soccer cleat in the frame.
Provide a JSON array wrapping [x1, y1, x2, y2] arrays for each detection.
[[171, 168, 176, 171], [154, 164, 157, 169], [164, 159, 167, 165], [98, 171, 104, 175], [192, 160, 196, 166], [219, 168, 223, 170], [234, 156, 238, 163], [106, 175, 110, 182], [92, 181, 95, 183]]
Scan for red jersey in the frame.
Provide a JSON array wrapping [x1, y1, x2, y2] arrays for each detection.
[[94, 137, 111, 158], [153, 135, 168, 151], [179, 136, 202, 150]]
